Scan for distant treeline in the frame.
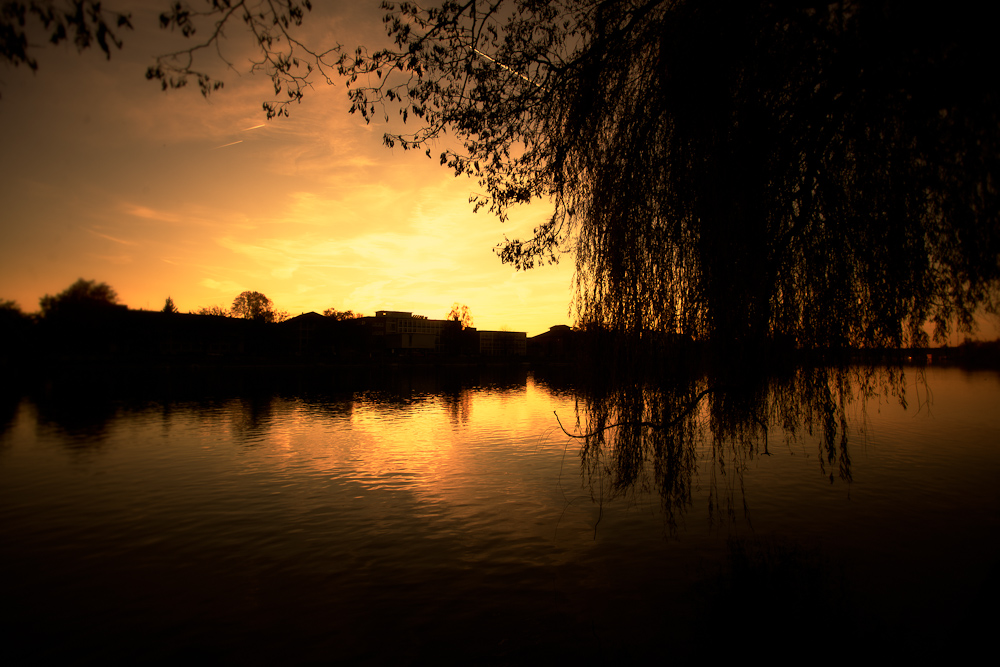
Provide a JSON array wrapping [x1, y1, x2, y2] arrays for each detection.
[[0, 306, 507, 368], [2, 281, 997, 371], [0, 280, 507, 368], [3, 306, 995, 372]]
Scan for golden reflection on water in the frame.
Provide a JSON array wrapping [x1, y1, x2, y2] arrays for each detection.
[[159, 378, 590, 546], [0, 367, 998, 662], [328, 379, 579, 533]]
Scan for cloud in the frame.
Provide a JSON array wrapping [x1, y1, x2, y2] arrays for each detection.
[[123, 204, 184, 224], [88, 229, 138, 246], [201, 278, 244, 293]]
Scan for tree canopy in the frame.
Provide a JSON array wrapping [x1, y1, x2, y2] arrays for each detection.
[[447, 303, 474, 329], [340, 0, 1000, 351], [323, 308, 363, 321], [0, 1, 132, 74], [232, 290, 272, 322], [39, 278, 119, 317], [231, 290, 286, 323], [192, 305, 230, 317], [1, 1, 335, 108]]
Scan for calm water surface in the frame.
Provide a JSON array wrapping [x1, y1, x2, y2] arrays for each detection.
[[2, 367, 998, 662]]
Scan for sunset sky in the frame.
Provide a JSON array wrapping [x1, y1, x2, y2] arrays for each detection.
[[0, 1, 575, 335], [3, 2, 997, 343]]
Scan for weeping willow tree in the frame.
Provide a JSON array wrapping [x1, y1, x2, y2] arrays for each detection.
[[337, 0, 998, 521], [342, 0, 999, 350]]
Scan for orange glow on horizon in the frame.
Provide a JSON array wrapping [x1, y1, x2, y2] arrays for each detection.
[[0, 3, 574, 337], [2, 3, 996, 342]]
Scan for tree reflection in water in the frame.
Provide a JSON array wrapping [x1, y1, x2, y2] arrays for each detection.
[[563, 359, 910, 532]]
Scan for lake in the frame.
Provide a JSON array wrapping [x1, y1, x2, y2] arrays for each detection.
[[2, 365, 998, 663]]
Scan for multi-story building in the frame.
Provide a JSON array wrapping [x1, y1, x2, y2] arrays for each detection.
[[365, 310, 446, 352], [364, 310, 525, 356], [479, 330, 527, 357]]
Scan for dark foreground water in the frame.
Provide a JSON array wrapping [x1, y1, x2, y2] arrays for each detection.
[[2, 366, 998, 663]]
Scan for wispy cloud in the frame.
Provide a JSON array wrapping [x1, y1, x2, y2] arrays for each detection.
[[123, 204, 183, 224], [88, 228, 137, 246], [201, 278, 244, 293]]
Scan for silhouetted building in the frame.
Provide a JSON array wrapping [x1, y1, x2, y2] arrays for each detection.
[[364, 311, 445, 353], [528, 324, 577, 360], [362, 311, 525, 357], [479, 330, 526, 357]]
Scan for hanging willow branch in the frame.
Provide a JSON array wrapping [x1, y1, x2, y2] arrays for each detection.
[[554, 385, 717, 439]]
